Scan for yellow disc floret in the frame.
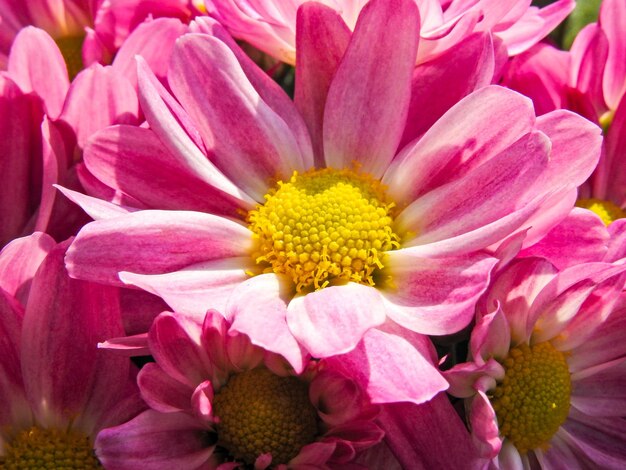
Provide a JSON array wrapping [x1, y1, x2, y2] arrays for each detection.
[[248, 168, 400, 292], [213, 368, 318, 465], [1, 426, 101, 469], [491, 342, 571, 454], [576, 198, 625, 226]]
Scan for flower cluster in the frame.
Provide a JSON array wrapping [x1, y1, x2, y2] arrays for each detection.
[[1, 0, 625, 468]]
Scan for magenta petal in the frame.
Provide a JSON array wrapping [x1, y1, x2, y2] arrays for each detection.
[[378, 395, 480, 468], [66, 210, 252, 285], [55, 184, 139, 220], [0, 232, 55, 306], [323, 0, 419, 177], [169, 34, 308, 200], [470, 307, 511, 362], [138, 363, 193, 414], [561, 413, 626, 467], [120, 257, 251, 318], [325, 325, 447, 405], [84, 125, 246, 218], [383, 252, 498, 335], [95, 410, 214, 470], [21, 240, 128, 428], [600, 0, 626, 109], [287, 283, 386, 358], [294, 2, 350, 166], [571, 359, 626, 417], [59, 64, 139, 149], [605, 96, 626, 205], [7, 26, 69, 118], [226, 274, 307, 373], [606, 219, 626, 262]]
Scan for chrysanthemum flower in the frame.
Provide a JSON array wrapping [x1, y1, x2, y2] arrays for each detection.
[[0, 233, 145, 467], [445, 257, 626, 468], [502, 0, 626, 226], [65, 0, 601, 368], [204, 0, 574, 65], [0, 0, 200, 75], [95, 309, 386, 468]]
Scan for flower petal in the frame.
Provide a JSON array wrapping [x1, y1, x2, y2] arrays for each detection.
[[138, 363, 193, 414]]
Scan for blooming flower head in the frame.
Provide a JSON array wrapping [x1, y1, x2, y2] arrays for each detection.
[[502, 0, 626, 221], [95, 310, 384, 468], [0, 233, 144, 467], [65, 0, 601, 377], [445, 256, 626, 468], [204, 0, 574, 65]]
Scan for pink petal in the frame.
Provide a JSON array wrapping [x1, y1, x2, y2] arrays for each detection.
[[397, 130, 550, 247], [0, 232, 55, 306], [59, 63, 139, 149], [99, 332, 149, 356], [384, 86, 536, 205], [600, 0, 626, 109], [604, 96, 626, 205], [378, 395, 481, 468], [55, 184, 139, 220], [571, 358, 626, 417], [226, 274, 307, 374], [191, 380, 215, 421], [138, 363, 194, 414], [570, 24, 608, 116], [84, 125, 246, 218], [294, 2, 350, 166], [400, 32, 496, 148], [21, 240, 128, 428], [7, 26, 69, 118], [287, 283, 387, 358], [606, 219, 626, 262], [561, 413, 626, 467], [322, 0, 419, 177], [120, 257, 252, 318], [169, 34, 308, 200], [325, 325, 448, 405], [519, 208, 609, 269], [66, 210, 252, 285], [382, 251, 498, 335], [95, 410, 214, 470], [469, 391, 502, 459], [470, 307, 511, 362]]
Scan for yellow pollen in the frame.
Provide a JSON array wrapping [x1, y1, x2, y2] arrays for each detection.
[[213, 368, 318, 465], [248, 168, 400, 292], [1, 426, 101, 469], [576, 198, 625, 225], [54, 34, 85, 80], [491, 342, 571, 454]]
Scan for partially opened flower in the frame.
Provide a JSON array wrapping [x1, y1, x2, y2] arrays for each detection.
[[204, 0, 574, 65], [502, 0, 626, 224], [445, 257, 626, 468], [95, 310, 384, 468], [65, 0, 601, 369], [0, 233, 144, 467]]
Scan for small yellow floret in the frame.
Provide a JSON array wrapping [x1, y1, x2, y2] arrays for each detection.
[[576, 198, 625, 226], [2, 426, 101, 469], [491, 342, 571, 454], [248, 168, 400, 292], [213, 368, 318, 465]]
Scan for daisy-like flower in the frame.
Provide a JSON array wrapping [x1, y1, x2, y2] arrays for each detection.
[[204, 0, 574, 65], [0, 0, 200, 75], [95, 309, 385, 468], [66, 0, 600, 375], [502, 0, 626, 226], [445, 256, 626, 469], [0, 233, 144, 468]]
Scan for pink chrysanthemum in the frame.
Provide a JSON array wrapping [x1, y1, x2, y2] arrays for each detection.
[[204, 0, 574, 65], [445, 257, 626, 469], [65, 0, 601, 373], [95, 310, 385, 469], [0, 233, 144, 467]]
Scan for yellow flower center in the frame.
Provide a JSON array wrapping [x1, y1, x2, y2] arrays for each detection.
[[54, 34, 85, 80], [213, 368, 318, 465], [576, 198, 625, 225], [491, 342, 571, 454], [248, 168, 400, 292], [1, 426, 101, 469]]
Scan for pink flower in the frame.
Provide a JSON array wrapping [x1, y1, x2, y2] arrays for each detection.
[[445, 257, 626, 468], [0, 233, 145, 467], [205, 0, 574, 65], [502, 0, 626, 220], [0, 0, 200, 74], [65, 0, 600, 376], [95, 310, 385, 469]]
